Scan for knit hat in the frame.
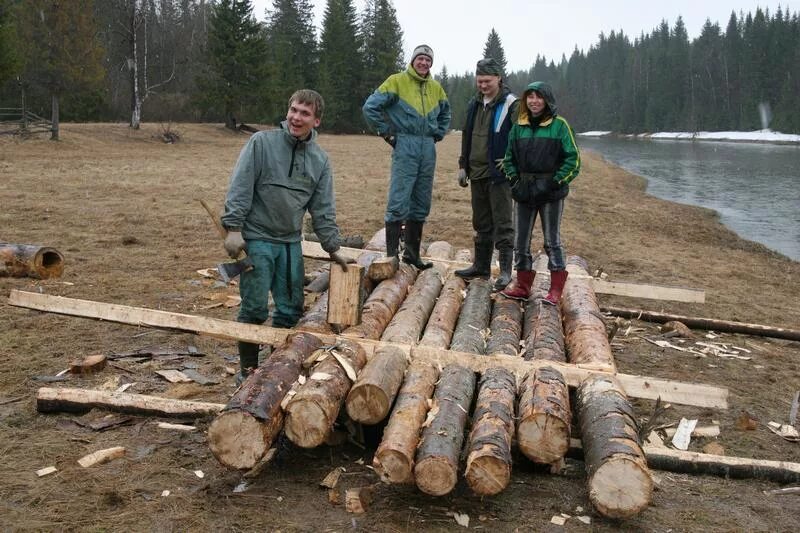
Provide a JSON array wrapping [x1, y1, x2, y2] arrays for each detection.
[[476, 58, 502, 76], [411, 44, 434, 64]]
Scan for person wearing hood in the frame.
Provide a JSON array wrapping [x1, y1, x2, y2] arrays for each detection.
[[362, 44, 451, 270], [500, 81, 580, 305], [454, 57, 518, 290], [221, 89, 351, 383]]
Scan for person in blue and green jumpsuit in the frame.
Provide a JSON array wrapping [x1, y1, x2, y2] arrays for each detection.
[[362, 44, 451, 270]]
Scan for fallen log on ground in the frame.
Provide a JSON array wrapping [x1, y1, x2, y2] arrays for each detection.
[[600, 306, 800, 342], [381, 266, 445, 344], [0, 243, 64, 279], [576, 374, 653, 518], [208, 332, 323, 470], [373, 359, 439, 483], [344, 264, 417, 339], [345, 345, 408, 424], [284, 339, 367, 448], [486, 297, 523, 357], [516, 366, 570, 464], [414, 364, 476, 496], [450, 279, 493, 354], [464, 367, 516, 495], [418, 277, 466, 349], [36, 387, 224, 418]]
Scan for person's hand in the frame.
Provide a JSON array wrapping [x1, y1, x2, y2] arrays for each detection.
[[457, 169, 469, 188], [495, 158, 505, 172], [329, 251, 355, 272], [223, 231, 246, 259], [383, 134, 396, 148]]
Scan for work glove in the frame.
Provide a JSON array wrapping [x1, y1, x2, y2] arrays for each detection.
[[382, 134, 396, 148], [457, 169, 469, 188], [329, 250, 355, 272], [223, 230, 246, 259]]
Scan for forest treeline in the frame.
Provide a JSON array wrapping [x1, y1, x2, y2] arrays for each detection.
[[1, 0, 798, 135]]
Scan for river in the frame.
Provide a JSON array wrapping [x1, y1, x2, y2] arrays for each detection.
[[578, 137, 800, 261]]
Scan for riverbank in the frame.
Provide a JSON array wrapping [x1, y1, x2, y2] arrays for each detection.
[[580, 129, 800, 145]]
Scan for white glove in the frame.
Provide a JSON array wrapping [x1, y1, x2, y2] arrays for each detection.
[[457, 169, 469, 187], [223, 231, 246, 258]]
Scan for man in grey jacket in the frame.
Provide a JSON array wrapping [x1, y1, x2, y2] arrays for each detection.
[[221, 89, 350, 382]]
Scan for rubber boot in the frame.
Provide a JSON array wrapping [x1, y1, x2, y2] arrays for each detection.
[[500, 270, 534, 300], [493, 247, 514, 291], [236, 341, 260, 385], [384, 221, 402, 268], [402, 220, 433, 270], [454, 240, 493, 279], [543, 270, 569, 306]]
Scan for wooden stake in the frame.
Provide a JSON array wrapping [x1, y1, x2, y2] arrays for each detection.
[[327, 264, 365, 327]]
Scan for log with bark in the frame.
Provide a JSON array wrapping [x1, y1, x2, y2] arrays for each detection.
[[450, 279, 493, 354], [345, 345, 409, 424], [284, 339, 367, 448], [516, 366, 570, 464], [486, 296, 523, 357], [381, 266, 445, 344], [576, 374, 653, 518], [305, 268, 330, 293], [464, 367, 516, 495], [208, 332, 323, 470], [296, 291, 333, 334], [36, 387, 224, 418], [344, 264, 417, 340], [373, 359, 439, 483], [521, 254, 550, 341], [522, 271, 566, 362], [425, 241, 453, 260], [418, 276, 467, 349], [0, 243, 64, 279], [367, 257, 399, 282], [414, 364, 476, 496]]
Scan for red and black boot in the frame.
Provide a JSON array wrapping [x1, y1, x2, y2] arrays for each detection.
[[500, 270, 534, 300], [543, 270, 568, 306]]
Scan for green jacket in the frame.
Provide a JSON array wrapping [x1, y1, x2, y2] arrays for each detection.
[[221, 122, 340, 253]]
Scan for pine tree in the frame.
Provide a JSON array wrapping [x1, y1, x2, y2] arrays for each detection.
[[0, 0, 20, 86], [361, 0, 403, 95], [482, 28, 507, 75]]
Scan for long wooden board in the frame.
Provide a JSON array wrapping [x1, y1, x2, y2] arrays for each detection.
[[7, 290, 728, 409]]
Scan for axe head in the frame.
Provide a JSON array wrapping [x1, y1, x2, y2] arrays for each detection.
[[217, 256, 254, 283]]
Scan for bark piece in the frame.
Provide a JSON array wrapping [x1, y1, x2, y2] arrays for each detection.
[[77, 446, 126, 467], [419, 276, 467, 349], [450, 279, 493, 354], [576, 374, 653, 518], [208, 332, 323, 470], [517, 366, 571, 464], [36, 387, 224, 417], [327, 264, 365, 327], [0, 243, 64, 279], [486, 297, 523, 357], [465, 367, 516, 495], [285, 340, 367, 448], [345, 486, 374, 513], [344, 264, 417, 339], [345, 345, 408, 424], [414, 364, 476, 496], [381, 266, 445, 344], [373, 360, 439, 483], [69, 354, 107, 375]]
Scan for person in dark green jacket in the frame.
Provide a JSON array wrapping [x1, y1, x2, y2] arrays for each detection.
[[500, 81, 580, 305], [362, 44, 451, 270], [221, 89, 351, 383]]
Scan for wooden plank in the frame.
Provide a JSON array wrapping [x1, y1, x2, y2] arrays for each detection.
[[8, 290, 728, 409], [327, 263, 365, 326], [36, 386, 225, 417]]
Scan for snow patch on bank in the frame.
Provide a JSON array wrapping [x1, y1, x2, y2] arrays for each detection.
[[577, 129, 800, 144]]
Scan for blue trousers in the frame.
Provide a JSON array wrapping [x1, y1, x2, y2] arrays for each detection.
[[514, 199, 566, 272], [385, 135, 436, 222], [238, 240, 304, 329]]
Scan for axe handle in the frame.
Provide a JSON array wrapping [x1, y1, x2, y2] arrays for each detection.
[[199, 199, 248, 262]]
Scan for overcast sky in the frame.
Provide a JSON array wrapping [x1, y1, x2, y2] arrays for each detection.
[[250, 1, 790, 74]]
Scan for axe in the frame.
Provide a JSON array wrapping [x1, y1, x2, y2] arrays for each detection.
[[199, 199, 254, 282]]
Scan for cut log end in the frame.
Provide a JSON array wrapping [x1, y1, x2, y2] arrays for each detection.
[[345, 384, 390, 425], [589, 457, 653, 519], [374, 449, 413, 484], [284, 400, 329, 449], [465, 454, 511, 496], [414, 456, 458, 496], [207, 411, 274, 470], [517, 414, 570, 464]]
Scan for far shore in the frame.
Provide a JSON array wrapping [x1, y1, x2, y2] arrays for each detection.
[[578, 129, 800, 146]]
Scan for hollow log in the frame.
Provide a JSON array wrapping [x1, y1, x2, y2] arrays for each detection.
[[418, 276, 466, 349], [486, 296, 523, 357], [381, 266, 445, 344], [464, 367, 516, 495], [373, 359, 439, 483], [345, 345, 408, 424], [296, 291, 333, 334], [414, 364, 476, 496], [450, 279, 493, 354], [425, 241, 453, 260], [523, 270, 566, 362], [284, 339, 367, 448], [36, 387, 223, 418], [562, 258, 616, 371], [208, 332, 323, 470], [517, 366, 570, 464], [0, 243, 64, 279], [576, 374, 653, 518], [343, 264, 417, 340]]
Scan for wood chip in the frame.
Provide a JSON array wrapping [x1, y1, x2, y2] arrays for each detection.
[[576, 516, 591, 524], [790, 391, 799, 427], [345, 486, 374, 513], [320, 467, 344, 489], [115, 383, 134, 393], [310, 372, 333, 381], [763, 486, 800, 496], [156, 422, 196, 432], [452, 512, 469, 528], [77, 446, 126, 467], [330, 349, 358, 382], [194, 470, 205, 478], [36, 466, 58, 477], [550, 515, 567, 525], [69, 354, 107, 375], [767, 421, 800, 442], [155, 369, 193, 383], [671, 418, 698, 450]]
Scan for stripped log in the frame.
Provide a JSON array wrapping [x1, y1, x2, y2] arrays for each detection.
[[284, 340, 367, 448], [562, 257, 616, 371], [296, 291, 333, 334], [208, 332, 323, 470], [450, 279, 493, 354], [517, 366, 570, 464], [345, 345, 408, 424], [381, 266, 445, 344], [373, 360, 439, 483], [0, 243, 64, 279], [368, 256, 398, 282], [465, 367, 516, 495], [414, 364, 476, 496], [364, 228, 387, 251], [523, 269, 565, 361], [576, 374, 653, 518], [486, 296, 523, 357], [418, 276, 466, 348], [36, 387, 224, 418], [425, 241, 453, 260], [344, 264, 417, 339]]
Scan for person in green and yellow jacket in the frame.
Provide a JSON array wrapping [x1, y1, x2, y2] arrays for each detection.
[[362, 44, 451, 270], [500, 81, 580, 305]]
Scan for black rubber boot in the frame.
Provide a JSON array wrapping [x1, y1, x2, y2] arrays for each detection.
[[385, 221, 403, 258], [455, 240, 493, 279], [493, 247, 514, 291], [236, 341, 260, 385], [402, 220, 433, 270]]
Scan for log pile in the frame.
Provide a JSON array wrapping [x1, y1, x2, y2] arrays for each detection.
[[450, 279, 492, 354]]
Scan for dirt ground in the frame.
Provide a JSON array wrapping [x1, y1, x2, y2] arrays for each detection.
[[1, 123, 799, 532]]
